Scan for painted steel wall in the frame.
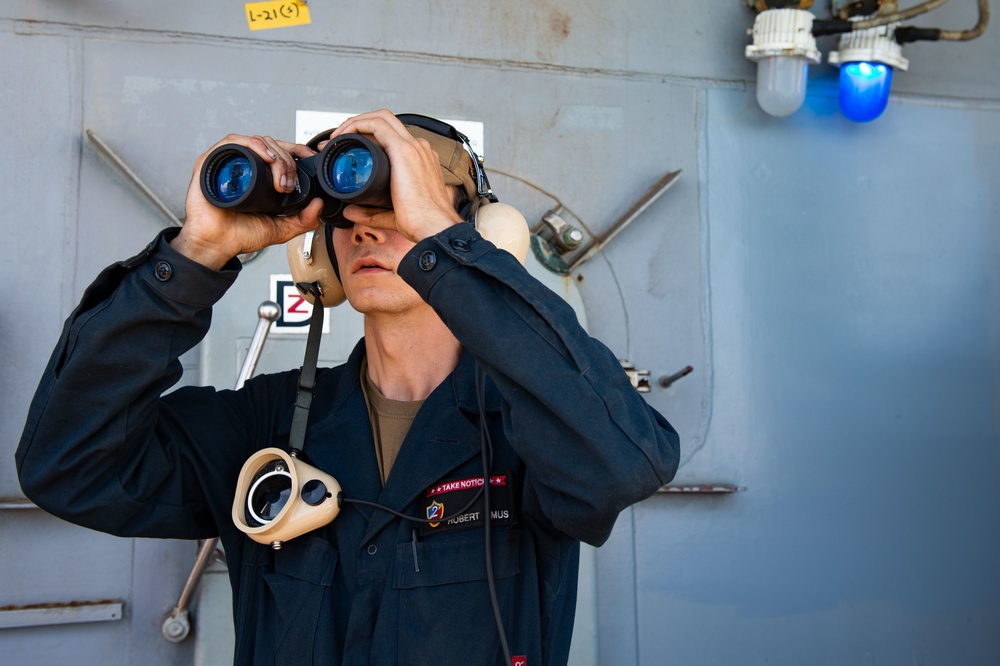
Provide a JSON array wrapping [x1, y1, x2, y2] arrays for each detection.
[[1, 1, 997, 664]]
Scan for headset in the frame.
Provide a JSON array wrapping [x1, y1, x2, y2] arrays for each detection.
[[228, 113, 526, 661]]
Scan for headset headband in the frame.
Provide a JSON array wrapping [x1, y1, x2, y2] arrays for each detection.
[[394, 113, 496, 204]]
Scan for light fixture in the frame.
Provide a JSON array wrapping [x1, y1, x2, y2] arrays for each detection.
[[745, 8, 822, 117], [828, 23, 909, 123], [743, 1, 990, 124]]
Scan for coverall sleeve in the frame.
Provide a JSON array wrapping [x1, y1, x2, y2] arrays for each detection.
[[15, 229, 273, 539], [398, 224, 681, 547]]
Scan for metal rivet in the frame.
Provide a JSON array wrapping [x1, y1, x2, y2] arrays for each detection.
[[367, 544, 378, 555]]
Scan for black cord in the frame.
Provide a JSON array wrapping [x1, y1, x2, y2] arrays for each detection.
[[288, 283, 513, 661], [811, 18, 854, 36], [895, 26, 942, 43], [340, 488, 484, 524], [339, 363, 512, 665], [476, 362, 511, 665], [811, 18, 944, 43]]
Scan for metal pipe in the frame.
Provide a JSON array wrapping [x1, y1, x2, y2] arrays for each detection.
[[1, 600, 124, 629], [657, 485, 742, 494], [853, 0, 950, 29], [85, 129, 184, 228], [939, 0, 989, 39], [0, 497, 38, 510], [658, 365, 694, 389], [568, 170, 682, 273], [236, 302, 281, 390], [162, 301, 280, 643], [173, 539, 216, 618]]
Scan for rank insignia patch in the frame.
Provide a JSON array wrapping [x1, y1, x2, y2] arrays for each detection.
[[426, 500, 444, 528]]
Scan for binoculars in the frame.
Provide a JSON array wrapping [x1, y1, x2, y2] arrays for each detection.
[[200, 133, 391, 223]]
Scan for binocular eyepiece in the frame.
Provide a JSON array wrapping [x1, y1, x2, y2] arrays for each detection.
[[200, 134, 391, 224]]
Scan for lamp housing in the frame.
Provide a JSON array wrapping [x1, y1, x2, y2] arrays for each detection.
[[828, 23, 909, 122], [745, 8, 822, 117]]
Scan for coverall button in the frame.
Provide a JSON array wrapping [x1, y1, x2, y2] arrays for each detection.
[[450, 238, 470, 252], [154, 261, 173, 282], [418, 250, 437, 271], [367, 544, 377, 555]]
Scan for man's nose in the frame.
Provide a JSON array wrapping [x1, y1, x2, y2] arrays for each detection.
[[352, 223, 384, 244]]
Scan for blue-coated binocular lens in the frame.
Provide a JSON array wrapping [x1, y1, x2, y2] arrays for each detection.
[[329, 147, 374, 194], [215, 155, 253, 203]]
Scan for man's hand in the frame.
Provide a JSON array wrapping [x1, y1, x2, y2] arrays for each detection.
[[172, 134, 324, 270], [324, 109, 464, 243]]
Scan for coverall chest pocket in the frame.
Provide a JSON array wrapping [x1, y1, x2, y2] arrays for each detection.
[[393, 529, 520, 666], [238, 536, 339, 666]]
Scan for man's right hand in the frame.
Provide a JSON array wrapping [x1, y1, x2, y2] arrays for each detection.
[[171, 134, 324, 270]]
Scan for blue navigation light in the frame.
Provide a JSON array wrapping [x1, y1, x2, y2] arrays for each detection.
[[839, 61, 894, 123]]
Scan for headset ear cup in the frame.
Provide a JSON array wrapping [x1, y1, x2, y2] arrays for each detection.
[[474, 201, 530, 266], [286, 226, 347, 307]]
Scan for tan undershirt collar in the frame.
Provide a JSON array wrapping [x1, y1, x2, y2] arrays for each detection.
[[359, 357, 424, 485]]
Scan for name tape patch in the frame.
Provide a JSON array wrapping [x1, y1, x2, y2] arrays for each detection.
[[418, 473, 516, 537]]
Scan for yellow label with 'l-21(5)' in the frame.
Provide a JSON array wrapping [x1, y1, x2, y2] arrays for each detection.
[[245, 1, 311, 31]]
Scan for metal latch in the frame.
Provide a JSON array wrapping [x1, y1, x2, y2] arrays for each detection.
[[619, 360, 651, 393]]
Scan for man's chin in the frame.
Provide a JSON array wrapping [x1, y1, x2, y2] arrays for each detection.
[[345, 286, 427, 317]]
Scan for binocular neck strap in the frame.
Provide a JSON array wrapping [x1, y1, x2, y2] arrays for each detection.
[[288, 282, 325, 458]]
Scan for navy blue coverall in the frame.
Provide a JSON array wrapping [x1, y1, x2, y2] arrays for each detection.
[[16, 224, 680, 665]]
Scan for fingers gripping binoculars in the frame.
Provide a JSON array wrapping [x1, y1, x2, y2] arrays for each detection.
[[200, 133, 390, 224]]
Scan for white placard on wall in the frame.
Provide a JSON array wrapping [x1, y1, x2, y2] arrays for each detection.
[[269, 273, 330, 334], [294, 110, 485, 157]]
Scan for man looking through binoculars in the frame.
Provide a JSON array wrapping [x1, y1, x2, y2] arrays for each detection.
[[17, 109, 680, 665]]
